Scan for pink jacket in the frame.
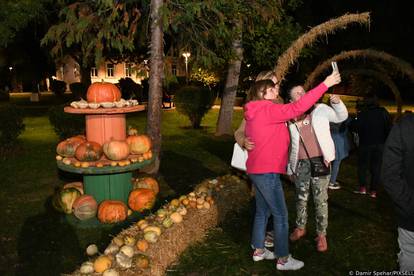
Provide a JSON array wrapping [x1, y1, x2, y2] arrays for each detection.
[[244, 83, 328, 174]]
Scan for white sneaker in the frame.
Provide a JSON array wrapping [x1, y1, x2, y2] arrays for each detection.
[[252, 248, 276, 261], [276, 255, 304, 270], [328, 182, 341, 190]]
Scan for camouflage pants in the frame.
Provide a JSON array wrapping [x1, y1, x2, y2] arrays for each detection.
[[294, 159, 330, 235]]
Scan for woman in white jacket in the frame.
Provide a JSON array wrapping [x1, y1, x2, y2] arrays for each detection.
[[286, 85, 348, 252]]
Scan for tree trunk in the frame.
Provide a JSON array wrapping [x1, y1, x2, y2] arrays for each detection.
[[144, 0, 164, 174], [215, 22, 243, 136], [80, 66, 92, 87]]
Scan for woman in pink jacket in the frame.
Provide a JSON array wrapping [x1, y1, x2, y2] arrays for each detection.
[[245, 71, 340, 271]]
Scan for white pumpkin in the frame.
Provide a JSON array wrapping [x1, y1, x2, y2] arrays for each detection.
[[120, 245, 135, 258], [115, 252, 132, 269], [80, 261, 94, 274], [103, 268, 120, 276], [86, 244, 98, 256], [104, 243, 120, 255]]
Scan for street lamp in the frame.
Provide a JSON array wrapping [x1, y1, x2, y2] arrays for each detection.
[[182, 52, 191, 82]]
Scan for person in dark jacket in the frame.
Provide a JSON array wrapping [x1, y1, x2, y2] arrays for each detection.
[[382, 113, 414, 271], [352, 93, 392, 198]]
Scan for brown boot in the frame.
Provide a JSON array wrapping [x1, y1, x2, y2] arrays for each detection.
[[289, 228, 306, 241], [315, 234, 328, 252]]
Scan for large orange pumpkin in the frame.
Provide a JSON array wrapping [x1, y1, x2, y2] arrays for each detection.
[[97, 200, 128, 223], [133, 177, 159, 195], [86, 82, 122, 103], [72, 195, 98, 220], [56, 135, 86, 157], [75, 141, 103, 161], [103, 139, 130, 161], [128, 188, 156, 212], [126, 134, 152, 154]]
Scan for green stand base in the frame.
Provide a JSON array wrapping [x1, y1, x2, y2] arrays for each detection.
[[84, 172, 132, 204]]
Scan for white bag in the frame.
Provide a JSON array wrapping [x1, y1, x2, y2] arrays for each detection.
[[231, 143, 248, 171]]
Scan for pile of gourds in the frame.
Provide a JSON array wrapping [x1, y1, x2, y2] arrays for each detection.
[[75, 178, 225, 275]]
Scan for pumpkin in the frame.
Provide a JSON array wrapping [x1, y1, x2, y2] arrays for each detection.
[[103, 140, 130, 161], [56, 135, 86, 157], [120, 245, 135, 258], [94, 255, 112, 273], [143, 226, 161, 236], [86, 244, 98, 256], [135, 254, 150, 269], [72, 195, 98, 220], [136, 239, 149, 252], [75, 141, 103, 161], [52, 188, 81, 214], [86, 82, 121, 103], [143, 231, 158, 243], [170, 212, 183, 223], [80, 261, 94, 274], [63, 181, 84, 195], [132, 177, 159, 195], [103, 269, 120, 276], [128, 188, 156, 212], [126, 134, 152, 154], [98, 200, 128, 223]]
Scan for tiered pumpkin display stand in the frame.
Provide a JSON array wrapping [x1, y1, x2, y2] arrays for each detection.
[[56, 105, 154, 227]]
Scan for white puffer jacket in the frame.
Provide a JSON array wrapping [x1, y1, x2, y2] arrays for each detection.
[[287, 101, 348, 175]]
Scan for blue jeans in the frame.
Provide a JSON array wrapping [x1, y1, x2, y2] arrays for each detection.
[[249, 173, 289, 258], [329, 158, 342, 183]]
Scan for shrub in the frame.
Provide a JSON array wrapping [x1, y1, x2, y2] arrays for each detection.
[[69, 82, 88, 100], [48, 104, 85, 139], [0, 103, 25, 147], [118, 78, 143, 101], [174, 85, 214, 128], [50, 79, 67, 96], [0, 89, 9, 101]]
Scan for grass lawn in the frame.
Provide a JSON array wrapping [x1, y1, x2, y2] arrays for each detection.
[[0, 97, 402, 275]]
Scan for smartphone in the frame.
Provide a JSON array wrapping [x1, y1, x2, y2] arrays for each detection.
[[331, 61, 339, 72]]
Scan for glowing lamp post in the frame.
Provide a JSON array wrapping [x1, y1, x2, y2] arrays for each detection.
[[182, 52, 191, 82]]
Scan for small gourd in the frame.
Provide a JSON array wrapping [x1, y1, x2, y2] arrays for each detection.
[[86, 244, 98, 256], [120, 245, 135, 258], [143, 226, 161, 236], [80, 261, 94, 274], [135, 254, 150, 269], [94, 255, 112, 273], [115, 251, 132, 269], [136, 239, 149, 252], [104, 243, 120, 255], [103, 268, 120, 276], [144, 231, 158, 243], [170, 212, 183, 223]]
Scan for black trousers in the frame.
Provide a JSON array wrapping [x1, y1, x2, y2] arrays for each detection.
[[357, 144, 384, 192]]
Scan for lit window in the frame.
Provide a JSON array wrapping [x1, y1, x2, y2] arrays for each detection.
[[106, 63, 114, 77], [90, 67, 98, 77], [125, 63, 132, 77]]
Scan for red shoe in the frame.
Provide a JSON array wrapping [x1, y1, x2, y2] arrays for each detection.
[[315, 234, 328, 252], [289, 228, 306, 241], [353, 187, 367, 194]]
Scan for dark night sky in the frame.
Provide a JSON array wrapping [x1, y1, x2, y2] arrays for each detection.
[[285, 0, 414, 100]]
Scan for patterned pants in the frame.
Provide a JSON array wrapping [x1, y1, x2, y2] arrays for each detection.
[[294, 159, 330, 235]]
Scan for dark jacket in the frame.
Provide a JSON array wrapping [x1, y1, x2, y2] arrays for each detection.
[[382, 114, 414, 231], [353, 106, 392, 146]]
